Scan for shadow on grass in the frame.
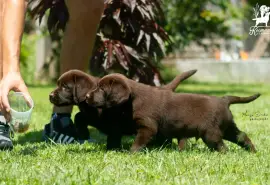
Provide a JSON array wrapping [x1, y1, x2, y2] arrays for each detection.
[[65, 145, 107, 154], [15, 132, 214, 155], [18, 143, 48, 156], [15, 128, 105, 145], [14, 128, 220, 154], [14, 128, 135, 153], [15, 130, 44, 145]]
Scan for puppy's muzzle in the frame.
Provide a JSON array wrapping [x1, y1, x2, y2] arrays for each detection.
[[86, 92, 102, 107], [49, 92, 57, 103]]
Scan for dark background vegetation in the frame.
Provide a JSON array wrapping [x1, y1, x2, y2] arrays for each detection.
[[20, 0, 265, 85]]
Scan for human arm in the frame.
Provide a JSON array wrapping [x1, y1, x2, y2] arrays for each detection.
[[0, 0, 30, 121]]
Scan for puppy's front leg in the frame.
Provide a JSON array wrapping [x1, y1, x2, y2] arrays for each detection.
[[74, 112, 90, 140], [106, 134, 122, 151], [130, 119, 157, 153]]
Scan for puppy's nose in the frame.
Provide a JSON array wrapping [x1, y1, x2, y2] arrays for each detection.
[[49, 92, 56, 102], [49, 92, 55, 98]]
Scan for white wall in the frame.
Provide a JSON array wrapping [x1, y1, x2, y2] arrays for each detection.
[[164, 59, 270, 84]]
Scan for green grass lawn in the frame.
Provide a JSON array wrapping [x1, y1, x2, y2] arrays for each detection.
[[0, 82, 269, 185]]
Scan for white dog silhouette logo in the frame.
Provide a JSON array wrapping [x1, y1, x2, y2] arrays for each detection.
[[253, 5, 270, 26], [249, 4, 270, 36]]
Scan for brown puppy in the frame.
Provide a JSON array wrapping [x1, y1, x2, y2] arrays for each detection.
[[86, 73, 260, 152], [49, 69, 197, 107], [49, 70, 98, 107], [49, 69, 197, 149]]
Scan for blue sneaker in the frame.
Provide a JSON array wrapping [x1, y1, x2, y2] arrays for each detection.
[[0, 115, 13, 150], [42, 113, 95, 144], [42, 113, 77, 144]]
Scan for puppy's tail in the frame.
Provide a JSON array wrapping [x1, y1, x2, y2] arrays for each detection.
[[224, 93, 261, 105], [163, 69, 197, 91]]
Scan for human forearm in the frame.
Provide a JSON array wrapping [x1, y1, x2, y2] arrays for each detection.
[[2, 0, 26, 75]]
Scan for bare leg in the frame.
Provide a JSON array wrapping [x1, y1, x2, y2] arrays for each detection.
[[0, 1, 3, 79], [53, 0, 104, 114]]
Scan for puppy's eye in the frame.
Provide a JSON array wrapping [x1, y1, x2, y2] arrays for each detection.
[[62, 84, 70, 91]]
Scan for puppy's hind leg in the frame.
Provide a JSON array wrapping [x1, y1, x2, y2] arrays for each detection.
[[149, 133, 172, 148], [178, 138, 187, 151], [202, 129, 227, 152], [223, 121, 256, 152]]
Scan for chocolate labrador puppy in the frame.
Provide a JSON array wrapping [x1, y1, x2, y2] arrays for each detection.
[[86, 73, 260, 152], [49, 69, 197, 149]]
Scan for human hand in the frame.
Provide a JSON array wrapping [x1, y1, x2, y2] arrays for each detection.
[[0, 72, 31, 122]]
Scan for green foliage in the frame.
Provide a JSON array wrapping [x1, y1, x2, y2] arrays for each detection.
[[24, 1, 265, 83], [162, 0, 244, 51], [247, 0, 270, 7], [0, 82, 269, 184], [19, 11, 39, 85], [160, 65, 183, 83], [20, 33, 37, 85]]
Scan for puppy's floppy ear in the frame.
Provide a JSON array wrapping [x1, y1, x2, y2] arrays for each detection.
[[73, 75, 92, 104], [73, 75, 79, 104], [107, 77, 131, 104]]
